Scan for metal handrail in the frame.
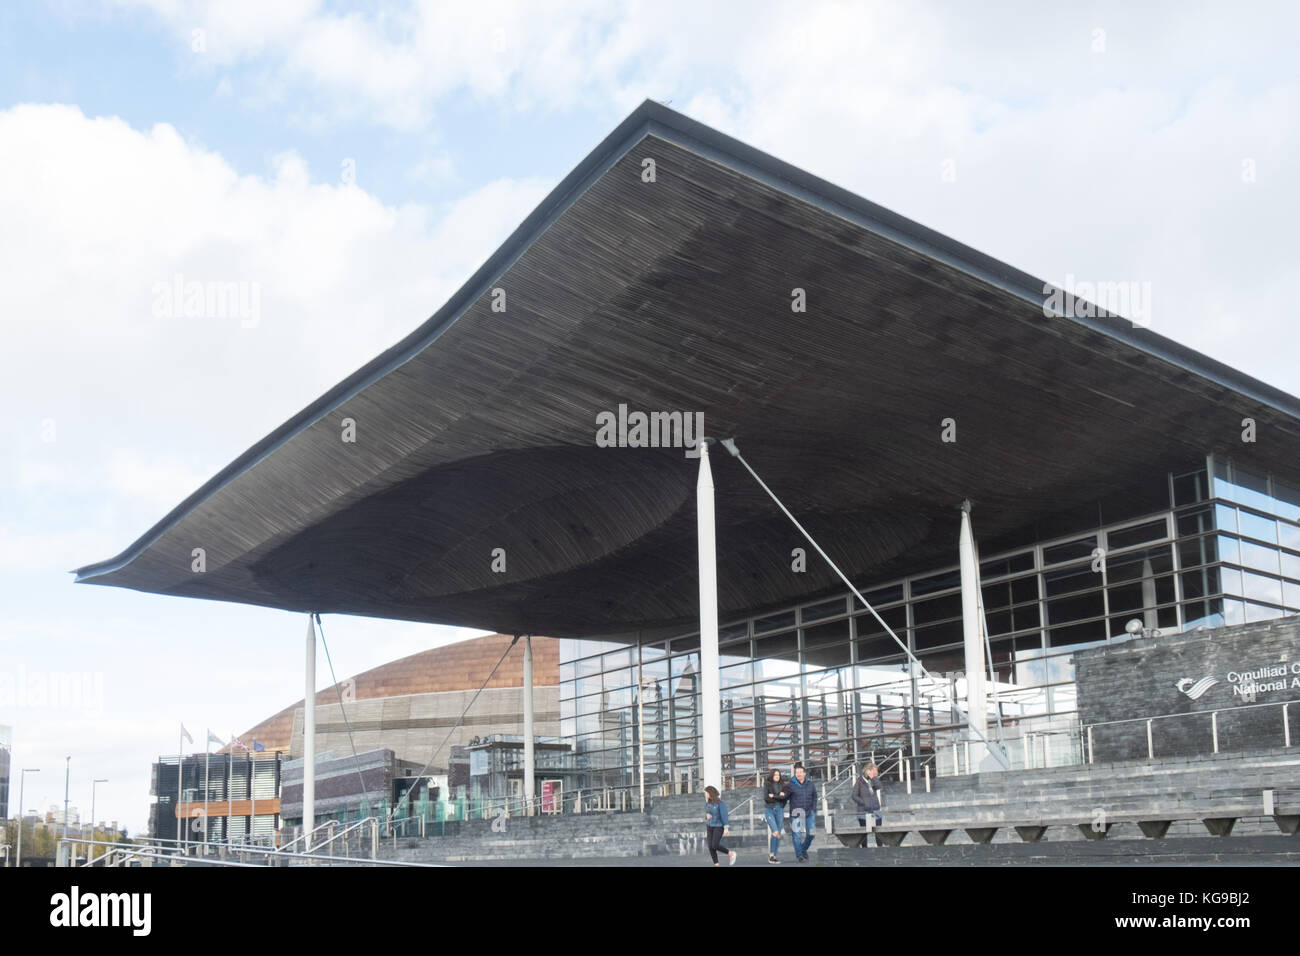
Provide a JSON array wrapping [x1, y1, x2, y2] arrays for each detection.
[[63, 836, 442, 868]]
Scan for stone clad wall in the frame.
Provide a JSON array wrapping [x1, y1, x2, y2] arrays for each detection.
[[1074, 616, 1300, 761]]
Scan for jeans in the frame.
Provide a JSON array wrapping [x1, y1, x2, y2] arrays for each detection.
[[764, 806, 784, 856], [790, 810, 816, 858], [706, 826, 730, 864]]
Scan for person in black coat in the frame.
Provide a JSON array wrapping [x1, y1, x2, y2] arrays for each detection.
[[852, 762, 883, 847]]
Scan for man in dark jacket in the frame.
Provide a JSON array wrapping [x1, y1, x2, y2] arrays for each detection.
[[852, 763, 883, 847], [785, 762, 818, 862]]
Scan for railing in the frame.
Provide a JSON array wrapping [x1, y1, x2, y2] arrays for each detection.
[[1084, 698, 1293, 763], [62, 835, 439, 868]]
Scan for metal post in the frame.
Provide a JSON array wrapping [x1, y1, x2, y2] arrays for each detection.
[[62, 756, 70, 848], [897, 748, 904, 782], [1087, 725, 1094, 764], [924, 763, 931, 793], [304, 614, 316, 850], [1146, 719, 1154, 759], [1212, 712, 1219, 754], [1023, 734, 1030, 770], [16, 768, 37, 867], [697, 440, 722, 792], [964, 740, 971, 774], [959, 502, 988, 769], [523, 635, 535, 817], [1284, 703, 1291, 749]]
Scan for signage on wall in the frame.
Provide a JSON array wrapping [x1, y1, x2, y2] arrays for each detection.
[[1176, 662, 1300, 701]]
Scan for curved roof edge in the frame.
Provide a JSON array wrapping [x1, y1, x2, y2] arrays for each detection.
[[75, 99, 1300, 585]]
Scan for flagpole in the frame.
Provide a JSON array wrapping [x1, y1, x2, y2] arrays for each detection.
[[227, 739, 233, 844], [178, 725, 185, 856], [204, 729, 211, 850], [249, 750, 255, 843]]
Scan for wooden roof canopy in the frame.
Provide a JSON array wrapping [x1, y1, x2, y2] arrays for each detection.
[[76, 100, 1300, 638]]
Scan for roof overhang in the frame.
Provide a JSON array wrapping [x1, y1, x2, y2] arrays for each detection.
[[75, 100, 1300, 637]]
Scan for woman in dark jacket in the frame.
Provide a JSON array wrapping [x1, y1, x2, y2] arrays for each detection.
[[852, 762, 883, 847], [763, 769, 788, 864], [704, 785, 736, 866]]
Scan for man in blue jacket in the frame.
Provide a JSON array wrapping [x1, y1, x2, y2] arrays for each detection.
[[785, 762, 817, 862]]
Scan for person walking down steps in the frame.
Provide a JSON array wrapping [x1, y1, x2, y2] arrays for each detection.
[[852, 762, 884, 847], [764, 768, 789, 864], [704, 785, 737, 866]]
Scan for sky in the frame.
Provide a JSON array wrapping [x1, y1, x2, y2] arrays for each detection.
[[1, 1, 1297, 836]]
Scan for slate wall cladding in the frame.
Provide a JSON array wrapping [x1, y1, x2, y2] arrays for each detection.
[[1074, 616, 1300, 761]]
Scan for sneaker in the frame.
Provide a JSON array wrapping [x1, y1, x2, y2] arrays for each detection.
[[768, 854, 780, 864], [728, 850, 737, 866]]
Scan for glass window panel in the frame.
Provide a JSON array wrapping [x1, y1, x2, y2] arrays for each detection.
[[719, 621, 749, 644], [1045, 616, 1108, 648], [1107, 519, 1169, 551], [1215, 504, 1238, 534], [1180, 566, 1220, 600], [856, 583, 905, 608], [575, 675, 601, 697], [1220, 565, 1243, 596], [802, 596, 847, 622], [980, 551, 1035, 579], [1099, 475, 1170, 524], [755, 610, 796, 633], [985, 603, 1041, 636], [1283, 580, 1300, 610], [803, 619, 850, 650], [1272, 479, 1300, 522], [856, 633, 907, 665], [1217, 535, 1240, 565], [1246, 602, 1284, 623], [1173, 470, 1208, 506], [1238, 510, 1279, 545], [1177, 506, 1214, 537], [602, 648, 634, 670], [1043, 536, 1099, 566], [1223, 598, 1245, 626], [576, 655, 602, 678], [559, 661, 575, 683], [603, 666, 634, 692], [913, 592, 963, 626], [913, 618, 964, 651], [1177, 533, 1217, 570], [1242, 571, 1283, 605], [1281, 551, 1300, 580], [1044, 563, 1100, 598], [754, 629, 799, 663], [1279, 523, 1300, 552], [1240, 541, 1280, 575], [911, 568, 962, 597], [1181, 597, 1225, 630], [640, 642, 667, 661], [719, 661, 753, 687], [672, 633, 700, 653]]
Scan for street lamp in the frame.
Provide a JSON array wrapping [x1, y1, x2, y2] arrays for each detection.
[[89, 779, 108, 862], [16, 768, 39, 867]]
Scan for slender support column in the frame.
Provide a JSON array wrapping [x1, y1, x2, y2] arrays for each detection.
[[697, 441, 722, 792], [959, 501, 988, 768], [523, 635, 536, 816], [304, 614, 316, 849]]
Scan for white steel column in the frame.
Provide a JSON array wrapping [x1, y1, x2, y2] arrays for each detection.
[[959, 501, 988, 769], [697, 441, 723, 792], [523, 635, 536, 815], [303, 613, 316, 848]]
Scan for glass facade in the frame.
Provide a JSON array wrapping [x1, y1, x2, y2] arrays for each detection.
[[559, 458, 1300, 791]]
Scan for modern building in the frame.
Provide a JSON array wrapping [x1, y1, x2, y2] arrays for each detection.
[[80, 102, 1300, 820], [149, 751, 283, 843]]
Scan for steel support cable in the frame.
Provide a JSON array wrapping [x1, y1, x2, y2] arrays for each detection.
[[718, 438, 1008, 767], [312, 614, 377, 817], [387, 633, 523, 824]]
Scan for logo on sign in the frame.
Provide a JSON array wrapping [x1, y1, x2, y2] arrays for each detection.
[[1176, 676, 1218, 700]]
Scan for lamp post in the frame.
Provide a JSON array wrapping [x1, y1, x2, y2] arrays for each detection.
[[62, 757, 70, 845], [90, 779, 108, 862], [15, 768, 38, 867]]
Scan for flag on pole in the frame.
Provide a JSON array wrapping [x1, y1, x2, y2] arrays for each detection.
[[180, 723, 193, 745], [252, 741, 265, 752], [208, 731, 225, 747], [230, 735, 248, 752]]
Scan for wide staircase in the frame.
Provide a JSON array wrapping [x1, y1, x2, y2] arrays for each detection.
[[377, 786, 768, 864], [820, 746, 1300, 864]]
